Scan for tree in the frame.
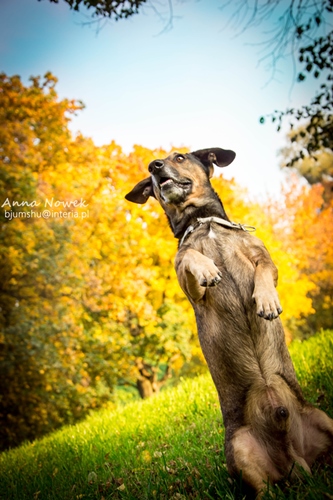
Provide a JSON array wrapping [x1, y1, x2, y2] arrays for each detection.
[[281, 127, 333, 203], [227, 0, 333, 166], [0, 75, 107, 448], [279, 179, 333, 336], [117, 301, 194, 399], [41, 0, 147, 19], [0, 74, 200, 448]]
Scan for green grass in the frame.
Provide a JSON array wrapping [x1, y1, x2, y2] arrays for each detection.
[[1, 330, 333, 500]]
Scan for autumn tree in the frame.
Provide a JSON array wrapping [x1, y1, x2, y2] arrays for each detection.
[[77, 142, 198, 400], [278, 131, 333, 336], [0, 73, 112, 449], [0, 73, 200, 448], [278, 179, 333, 336]]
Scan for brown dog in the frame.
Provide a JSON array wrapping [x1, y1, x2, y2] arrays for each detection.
[[125, 148, 333, 495]]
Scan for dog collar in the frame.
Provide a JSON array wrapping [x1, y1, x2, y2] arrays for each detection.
[[179, 216, 256, 247]]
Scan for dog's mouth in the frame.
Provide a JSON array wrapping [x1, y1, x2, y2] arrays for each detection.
[[159, 177, 174, 188], [158, 177, 191, 189]]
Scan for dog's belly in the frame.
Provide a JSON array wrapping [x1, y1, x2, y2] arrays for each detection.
[[186, 233, 301, 422], [193, 293, 300, 430]]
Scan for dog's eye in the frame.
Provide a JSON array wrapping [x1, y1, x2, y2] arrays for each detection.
[[176, 155, 185, 163]]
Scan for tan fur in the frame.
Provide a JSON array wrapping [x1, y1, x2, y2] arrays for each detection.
[[125, 149, 333, 496]]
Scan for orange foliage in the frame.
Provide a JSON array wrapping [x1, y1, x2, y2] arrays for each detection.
[[280, 178, 333, 335], [1, 72, 331, 448]]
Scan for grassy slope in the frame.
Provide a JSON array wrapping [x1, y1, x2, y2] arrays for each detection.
[[0, 330, 332, 500]]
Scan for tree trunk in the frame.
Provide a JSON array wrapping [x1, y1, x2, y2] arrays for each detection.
[[136, 378, 156, 399], [135, 359, 172, 399]]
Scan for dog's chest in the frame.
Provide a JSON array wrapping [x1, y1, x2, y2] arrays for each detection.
[[203, 226, 253, 266], [207, 226, 217, 239], [201, 227, 255, 297]]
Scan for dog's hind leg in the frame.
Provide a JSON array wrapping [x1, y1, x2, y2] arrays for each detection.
[[301, 406, 333, 467], [229, 426, 282, 495], [229, 425, 311, 497]]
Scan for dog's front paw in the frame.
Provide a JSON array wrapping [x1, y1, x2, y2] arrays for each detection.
[[252, 288, 282, 321], [200, 270, 223, 288], [192, 261, 222, 288]]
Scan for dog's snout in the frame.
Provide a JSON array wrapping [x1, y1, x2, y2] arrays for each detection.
[[148, 159, 164, 172]]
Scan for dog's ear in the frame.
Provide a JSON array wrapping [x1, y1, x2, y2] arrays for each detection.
[[191, 148, 236, 177], [125, 177, 156, 204]]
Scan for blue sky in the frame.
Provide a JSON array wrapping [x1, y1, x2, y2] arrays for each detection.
[[0, 0, 319, 197]]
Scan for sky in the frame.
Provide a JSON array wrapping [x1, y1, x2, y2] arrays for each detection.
[[0, 0, 319, 198]]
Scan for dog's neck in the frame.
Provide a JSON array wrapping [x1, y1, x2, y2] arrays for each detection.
[[165, 187, 230, 240]]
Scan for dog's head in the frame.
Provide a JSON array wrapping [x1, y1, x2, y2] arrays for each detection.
[[125, 148, 236, 208]]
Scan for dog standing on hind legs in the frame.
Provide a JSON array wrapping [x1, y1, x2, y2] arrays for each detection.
[[125, 147, 333, 496]]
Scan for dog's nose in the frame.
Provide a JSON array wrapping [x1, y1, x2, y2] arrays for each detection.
[[148, 159, 164, 172]]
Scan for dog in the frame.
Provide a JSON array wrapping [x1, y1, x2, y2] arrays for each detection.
[[125, 147, 333, 495]]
